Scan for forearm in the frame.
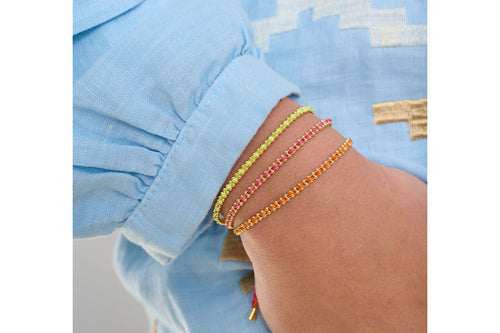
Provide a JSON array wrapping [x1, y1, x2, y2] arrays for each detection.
[[220, 98, 427, 332]]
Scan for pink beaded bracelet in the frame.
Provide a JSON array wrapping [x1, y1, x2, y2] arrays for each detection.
[[225, 119, 332, 229]]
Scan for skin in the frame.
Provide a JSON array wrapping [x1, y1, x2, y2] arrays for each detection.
[[220, 98, 427, 332]]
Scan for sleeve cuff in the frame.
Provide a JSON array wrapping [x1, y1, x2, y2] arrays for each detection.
[[121, 55, 300, 264]]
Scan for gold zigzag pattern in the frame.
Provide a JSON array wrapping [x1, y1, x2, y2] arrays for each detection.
[[372, 98, 427, 140], [219, 231, 251, 263], [239, 271, 255, 295], [219, 232, 254, 295]]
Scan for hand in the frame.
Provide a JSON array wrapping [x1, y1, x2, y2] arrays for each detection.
[[221, 98, 426, 332]]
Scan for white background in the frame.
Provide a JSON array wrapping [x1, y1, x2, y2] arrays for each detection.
[[1, 1, 499, 332], [74, 233, 149, 332]]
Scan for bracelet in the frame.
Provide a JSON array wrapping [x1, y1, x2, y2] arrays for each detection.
[[225, 119, 332, 229], [234, 138, 353, 235], [213, 106, 314, 225]]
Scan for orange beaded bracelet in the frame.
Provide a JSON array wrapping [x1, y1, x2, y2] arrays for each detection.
[[233, 138, 353, 235]]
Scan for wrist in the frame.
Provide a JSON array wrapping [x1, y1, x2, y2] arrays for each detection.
[[219, 97, 350, 231]]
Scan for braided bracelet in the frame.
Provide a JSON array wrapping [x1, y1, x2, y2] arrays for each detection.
[[234, 138, 353, 235], [213, 106, 314, 225], [225, 119, 332, 229]]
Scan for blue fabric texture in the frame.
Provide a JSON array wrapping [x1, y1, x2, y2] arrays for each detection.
[[73, 0, 427, 331]]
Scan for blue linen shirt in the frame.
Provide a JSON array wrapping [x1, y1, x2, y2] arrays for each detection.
[[73, 0, 427, 331]]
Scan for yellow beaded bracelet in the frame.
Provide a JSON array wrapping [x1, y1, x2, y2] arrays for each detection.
[[213, 106, 314, 226], [233, 138, 353, 235]]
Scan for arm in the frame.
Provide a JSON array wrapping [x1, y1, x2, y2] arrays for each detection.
[[73, 0, 300, 263], [221, 98, 427, 332]]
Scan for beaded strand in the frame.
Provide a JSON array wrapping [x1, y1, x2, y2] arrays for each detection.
[[234, 138, 353, 235], [225, 119, 332, 229], [213, 106, 314, 225]]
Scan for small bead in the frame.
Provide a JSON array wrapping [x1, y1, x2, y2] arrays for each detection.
[[263, 170, 271, 178], [306, 176, 315, 183], [240, 195, 247, 201], [269, 203, 278, 211], [279, 155, 287, 163], [314, 170, 322, 177], [278, 198, 287, 205]]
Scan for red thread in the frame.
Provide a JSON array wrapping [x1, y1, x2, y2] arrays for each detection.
[[251, 285, 258, 309]]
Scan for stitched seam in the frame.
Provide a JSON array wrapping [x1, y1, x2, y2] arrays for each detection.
[[122, 56, 244, 253]]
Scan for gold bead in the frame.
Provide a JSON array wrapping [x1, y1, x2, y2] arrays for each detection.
[[248, 307, 258, 321]]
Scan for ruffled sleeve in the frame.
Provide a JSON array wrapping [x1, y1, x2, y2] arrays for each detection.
[[73, 0, 300, 264]]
